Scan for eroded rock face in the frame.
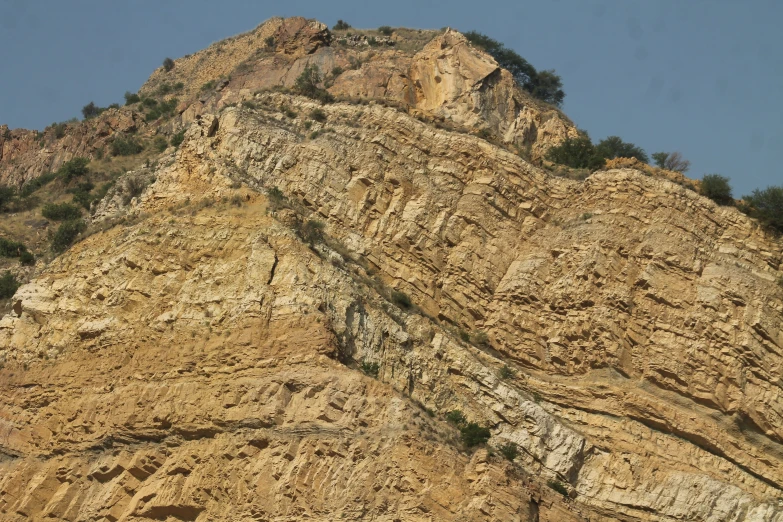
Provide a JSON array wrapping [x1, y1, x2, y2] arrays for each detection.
[[1, 95, 782, 521]]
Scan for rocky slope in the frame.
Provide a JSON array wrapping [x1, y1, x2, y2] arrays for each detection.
[[1, 16, 783, 522]]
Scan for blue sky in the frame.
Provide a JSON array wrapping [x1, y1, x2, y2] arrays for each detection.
[[1, 0, 780, 196]]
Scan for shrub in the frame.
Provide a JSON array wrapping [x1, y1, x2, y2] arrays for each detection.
[[391, 290, 412, 309], [51, 219, 86, 252], [498, 365, 516, 379], [53, 122, 67, 139], [19, 251, 35, 266], [360, 360, 380, 377], [144, 98, 179, 122], [546, 133, 597, 169], [498, 441, 519, 461], [111, 137, 143, 156], [333, 19, 351, 30], [200, 80, 216, 92], [124, 91, 141, 105], [547, 480, 569, 497], [593, 136, 648, 164], [162, 57, 175, 72], [153, 136, 168, 152], [331, 66, 344, 77], [267, 187, 286, 210], [170, 130, 186, 148], [19, 171, 57, 198], [472, 330, 489, 347], [651, 151, 690, 173], [0, 185, 15, 212], [464, 31, 564, 107], [378, 26, 393, 36], [310, 108, 327, 122], [294, 64, 334, 103], [42, 202, 81, 221], [700, 174, 733, 205], [123, 176, 148, 204], [0, 272, 19, 299], [82, 101, 104, 119], [0, 238, 29, 258], [58, 157, 90, 182], [298, 219, 325, 246], [461, 422, 491, 447], [446, 410, 467, 426], [741, 185, 783, 233]]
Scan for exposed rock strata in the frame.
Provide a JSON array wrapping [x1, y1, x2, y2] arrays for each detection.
[[1, 94, 782, 520]]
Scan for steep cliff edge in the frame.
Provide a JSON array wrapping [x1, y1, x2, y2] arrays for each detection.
[[1, 16, 782, 522]]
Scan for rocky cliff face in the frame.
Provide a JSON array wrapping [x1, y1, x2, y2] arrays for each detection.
[[1, 16, 782, 522]]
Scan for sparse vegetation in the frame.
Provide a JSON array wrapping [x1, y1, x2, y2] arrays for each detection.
[[498, 441, 519, 461], [111, 136, 144, 156], [547, 479, 569, 497], [51, 219, 86, 253], [163, 57, 175, 72], [740, 185, 783, 233], [446, 410, 467, 426], [651, 151, 690, 173], [81, 102, 105, 119], [0, 238, 33, 265], [700, 174, 733, 205], [264, 36, 275, 48], [170, 130, 186, 148], [464, 31, 564, 107], [378, 26, 393, 36], [41, 202, 81, 221], [331, 66, 344, 77], [153, 136, 168, 152], [266, 186, 286, 211], [546, 132, 648, 170], [297, 219, 326, 246], [310, 108, 327, 122], [294, 64, 334, 103], [0, 272, 20, 299], [391, 290, 412, 309], [498, 365, 516, 380], [333, 20, 351, 31], [124, 91, 141, 105], [472, 330, 489, 347], [58, 157, 90, 182], [144, 98, 179, 122], [460, 422, 491, 448], [360, 360, 380, 377]]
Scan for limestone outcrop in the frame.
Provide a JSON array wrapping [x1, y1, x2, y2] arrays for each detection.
[[1, 16, 782, 522]]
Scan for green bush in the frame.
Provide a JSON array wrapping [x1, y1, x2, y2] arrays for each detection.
[[700, 174, 733, 205], [360, 360, 380, 377], [498, 441, 519, 461], [294, 64, 334, 103], [51, 219, 86, 253], [19, 251, 35, 266], [378, 26, 393, 36], [82, 101, 105, 119], [162, 57, 175, 72], [547, 479, 569, 497], [42, 202, 81, 221], [460, 422, 491, 447], [0, 238, 28, 258], [170, 130, 186, 148], [593, 136, 648, 164], [446, 409, 467, 426], [267, 187, 286, 210], [111, 137, 143, 156], [547, 133, 647, 169], [124, 91, 141, 105], [53, 122, 67, 139], [464, 31, 564, 107], [265, 36, 275, 48], [331, 66, 344, 77], [498, 365, 516, 379], [333, 19, 351, 30], [741, 185, 783, 233], [0, 186, 15, 212], [0, 272, 19, 299], [310, 108, 327, 122], [144, 98, 179, 122], [391, 290, 412, 309], [58, 157, 90, 182]]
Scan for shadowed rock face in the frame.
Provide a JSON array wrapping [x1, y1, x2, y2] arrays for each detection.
[[1, 17, 783, 522]]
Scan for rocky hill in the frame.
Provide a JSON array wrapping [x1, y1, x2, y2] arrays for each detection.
[[1, 16, 782, 522]]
